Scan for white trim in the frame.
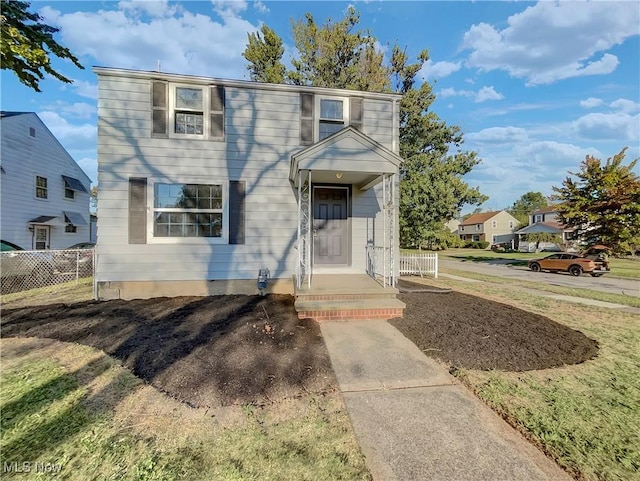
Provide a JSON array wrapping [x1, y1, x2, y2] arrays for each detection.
[[146, 178, 230, 244], [34, 174, 49, 200]]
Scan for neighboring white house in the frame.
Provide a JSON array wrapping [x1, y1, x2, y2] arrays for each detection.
[[515, 205, 578, 251], [94, 67, 402, 300], [0, 112, 92, 250]]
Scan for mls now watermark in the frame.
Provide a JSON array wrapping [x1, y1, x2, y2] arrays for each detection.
[[3, 461, 62, 474]]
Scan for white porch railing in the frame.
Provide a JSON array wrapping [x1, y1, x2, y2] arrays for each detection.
[[366, 245, 394, 287], [399, 252, 438, 278]]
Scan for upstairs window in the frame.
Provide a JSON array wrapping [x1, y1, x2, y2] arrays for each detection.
[[475, 224, 481, 231], [62, 175, 88, 200], [175, 87, 204, 135], [300, 93, 363, 145], [535, 214, 543, 223], [152, 81, 224, 141], [491, 220, 497, 228], [35, 176, 47, 199], [319, 99, 344, 140]]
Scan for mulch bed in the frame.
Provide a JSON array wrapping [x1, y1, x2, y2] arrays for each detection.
[[1, 286, 599, 408], [391, 281, 599, 371], [0, 295, 336, 408]]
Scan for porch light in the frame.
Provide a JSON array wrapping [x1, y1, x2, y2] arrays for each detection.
[[336, 172, 343, 179]]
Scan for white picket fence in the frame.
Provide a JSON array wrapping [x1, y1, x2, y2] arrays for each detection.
[[399, 252, 438, 278]]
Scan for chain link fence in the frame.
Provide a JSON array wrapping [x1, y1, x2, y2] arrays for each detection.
[[1, 248, 94, 295]]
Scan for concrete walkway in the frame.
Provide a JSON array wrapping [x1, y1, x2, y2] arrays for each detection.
[[320, 320, 572, 481]]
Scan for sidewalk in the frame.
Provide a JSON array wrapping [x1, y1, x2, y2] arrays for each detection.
[[320, 320, 571, 481]]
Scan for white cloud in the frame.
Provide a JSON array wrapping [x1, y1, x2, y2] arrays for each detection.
[[462, 1, 639, 85], [43, 102, 96, 119], [573, 112, 640, 141], [76, 157, 98, 184], [37, 111, 96, 151], [253, 1, 269, 14], [419, 59, 461, 80], [71, 79, 98, 100], [439, 87, 473, 99], [438, 86, 503, 103], [466, 126, 529, 144], [118, 0, 180, 18], [580, 97, 604, 108], [475, 86, 504, 103], [39, 4, 259, 80], [610, 98, 640, 114]]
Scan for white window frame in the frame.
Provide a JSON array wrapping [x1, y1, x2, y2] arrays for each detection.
[[64, 224, 78, 234], [169, 84, 208, 140], [315, 95, 350, 142], [491, 220, 497, 228], [535, 214, 543, 223], [146, 178, 229, 244], [35, 175, 48, 200], [475, 224, 481, 231], [509, 220, 514, 229]]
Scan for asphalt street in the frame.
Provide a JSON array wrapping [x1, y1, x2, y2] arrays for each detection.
[[439, 259, 639, 297]]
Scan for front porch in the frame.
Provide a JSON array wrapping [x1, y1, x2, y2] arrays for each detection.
[[293, 274, 405, 322]]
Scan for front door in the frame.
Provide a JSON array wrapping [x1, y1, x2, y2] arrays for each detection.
[[313, 187, 349, 265], [34, 226, 49, 250]]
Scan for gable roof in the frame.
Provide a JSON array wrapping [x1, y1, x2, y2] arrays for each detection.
[[1, 111, 92, 186], [532, 204, 563, 215], [459, 211, 503, 226], [290, 126, 402, 188]]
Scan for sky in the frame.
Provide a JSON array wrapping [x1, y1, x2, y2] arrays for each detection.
[[1, 0, 639, 213]]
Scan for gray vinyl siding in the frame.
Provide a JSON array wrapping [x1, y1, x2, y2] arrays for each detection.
[[0, 113, 92, 250], [96, 71, 399, 283]]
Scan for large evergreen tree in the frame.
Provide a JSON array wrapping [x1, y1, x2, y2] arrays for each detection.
[[1, 0, 83, 92], [553, 148, 640, 254], [241, 8, 487, 248], [242, 24, 286, 84]]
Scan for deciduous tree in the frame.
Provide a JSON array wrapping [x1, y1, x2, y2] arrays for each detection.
[[508, 191, 548, 226], [1, 0, 83, 92], [552, 148, 640, 254]]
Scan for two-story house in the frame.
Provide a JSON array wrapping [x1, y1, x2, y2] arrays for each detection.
[[458, 211, 519, 246], [94, 67, 404, 318], [515, 205, 577, 251], [0, 112, 91, 250]]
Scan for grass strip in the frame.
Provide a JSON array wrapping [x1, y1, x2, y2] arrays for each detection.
[[439, 267, 640, 308], [410, 276, 640, 481], [1, 339, 370, 481]]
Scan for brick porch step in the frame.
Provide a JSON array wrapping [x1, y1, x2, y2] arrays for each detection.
[[295, 298, 406, 322]]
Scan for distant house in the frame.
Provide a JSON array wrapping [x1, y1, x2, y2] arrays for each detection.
[[0, 112, 92, 250], [445, 218, 460, 234], [458, 211, 519, 246], [515, 205, 578, 251]]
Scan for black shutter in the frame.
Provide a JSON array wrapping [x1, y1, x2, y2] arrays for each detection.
[[300, 93, 314, 145], [229, 181, 245, 244], [210, 85, 225, 140], [151, 81, 168, 137], [129, 177, 147, 244], [350, 97, 363, 131]]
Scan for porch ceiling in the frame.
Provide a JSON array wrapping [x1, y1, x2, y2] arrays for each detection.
[[290, 126, 402, 190]]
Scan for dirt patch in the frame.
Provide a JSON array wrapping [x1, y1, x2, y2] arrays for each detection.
[[1, 285, 600, 409], [1, 295, 336, 408], [390, 281, 599, 371]]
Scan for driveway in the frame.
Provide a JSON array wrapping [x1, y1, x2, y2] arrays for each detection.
[[440, 259, 639, 297]]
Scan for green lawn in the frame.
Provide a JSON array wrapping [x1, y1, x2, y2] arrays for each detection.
[[1, 338, 370, 481], [408, 275, 640, 481]]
